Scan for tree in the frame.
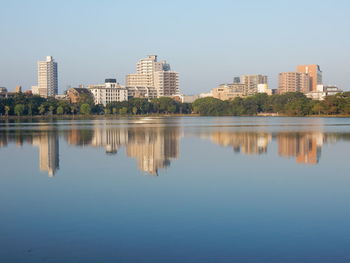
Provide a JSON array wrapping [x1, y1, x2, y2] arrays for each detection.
[[14, 104, 25, 116], [119, 107, 128, 115], [38, 104, 46, 115], [5, 105, 10, 116], [49, 105, 55, 115], [80, 103, 91, 115], [56, 106, 64, 115]]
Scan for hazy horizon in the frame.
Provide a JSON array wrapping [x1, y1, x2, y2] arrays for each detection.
[[1, 0, 349, 94]]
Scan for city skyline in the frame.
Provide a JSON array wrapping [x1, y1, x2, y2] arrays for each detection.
[[1, 0, 349, 94]]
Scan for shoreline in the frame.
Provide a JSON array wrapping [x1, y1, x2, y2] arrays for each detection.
[[1, 113, 350, 120]]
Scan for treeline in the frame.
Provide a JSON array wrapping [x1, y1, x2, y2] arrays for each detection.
[[193, 92, 350, 116], [0, 93, 192, 116], [1, 92, 350, 117]]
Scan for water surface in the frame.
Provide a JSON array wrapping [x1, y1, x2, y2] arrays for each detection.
[[1, 117, 350, 262]]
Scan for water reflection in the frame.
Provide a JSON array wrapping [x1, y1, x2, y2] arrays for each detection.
[[1, 119, 350, 176]]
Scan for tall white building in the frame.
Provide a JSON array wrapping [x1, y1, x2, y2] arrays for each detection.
[[126, 55, 179, 98], [34, 56, 58, 98], [88, 79, 128, 106]]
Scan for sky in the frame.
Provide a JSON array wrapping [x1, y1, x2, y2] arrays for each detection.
[[0, 0, 349, 94]]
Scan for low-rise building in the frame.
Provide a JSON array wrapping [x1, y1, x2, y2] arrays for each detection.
[[212, 83, 247, 100], [171, 94, 199, 103], [88, 79, 128, 106], [257, 84, 272, 95], [67, 88, 92, 103], [306, 85, 343, 100]]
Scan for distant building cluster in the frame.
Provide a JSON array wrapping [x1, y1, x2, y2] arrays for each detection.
[[205, 64, 342, 101], [0, 56, 344, 103]]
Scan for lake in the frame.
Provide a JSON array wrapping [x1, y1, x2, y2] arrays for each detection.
[[1, 117, 350, 262]]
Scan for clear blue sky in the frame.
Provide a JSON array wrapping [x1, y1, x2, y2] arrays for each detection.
[[1, 0, 349, 94]]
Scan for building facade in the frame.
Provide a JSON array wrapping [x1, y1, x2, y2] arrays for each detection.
[[126, 55, 179, 98], [35, 56, 58, 98], [297, 65, 322, 92], [240, 75, 268, 96], [212, 83, 247, 100], [278, 72, 310, 94], [88, 79, 128, 106], [67, 88, 93, 104]]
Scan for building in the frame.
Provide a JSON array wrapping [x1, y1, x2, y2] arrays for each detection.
[[240, 75, 268, 96], [257, 84, 272, 95], [171, 94, 200, 103], [126, 55, 179, 98], [33, 56, 58, 98], [127, 86, 158, 99], [278, 72, 310, 94], [67, 88, 93, 104], [212, 83, 247, 100], [297, 65, 322, 92], [306, 85, 343, 100], [15, 86, 22, 93], [88, 79, 128, 106]]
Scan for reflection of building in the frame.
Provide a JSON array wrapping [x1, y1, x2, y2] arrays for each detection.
[[126, 127, 180, 175], [209, 131, 271, 155], [90, 127, 128, 154], [277, 133, 323, 164], [64, 124, 180, 175], [33, 132, 59, 176]]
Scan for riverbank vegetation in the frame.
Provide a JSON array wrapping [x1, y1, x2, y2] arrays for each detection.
[[0, 93, 192, 117], [1, 92, 350, 117], [192, 92, 350, 116]]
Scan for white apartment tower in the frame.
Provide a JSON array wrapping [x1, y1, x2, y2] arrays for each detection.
[[36, 56, 58, 98], [126, 55, 179, 98]]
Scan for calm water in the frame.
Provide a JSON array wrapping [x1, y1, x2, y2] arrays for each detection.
[[1, 117, 350, 262]]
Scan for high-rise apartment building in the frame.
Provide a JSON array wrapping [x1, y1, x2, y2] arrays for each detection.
[[297, 65, 322, 92], [240, 75, 268, 96], [35, 56, 58, 98], [278, 72, 310, 94], [126, 55, 179, 98]]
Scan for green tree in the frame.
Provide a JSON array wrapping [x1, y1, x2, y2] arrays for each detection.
[[38, 104, 46, 115], [56, 106, 64, 115], [80, 103, 91, 115], [5, 105, 10, 116], [49, 105, 55, 115], [119, 107, 128, 115], [14, 104, 25, 116]]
